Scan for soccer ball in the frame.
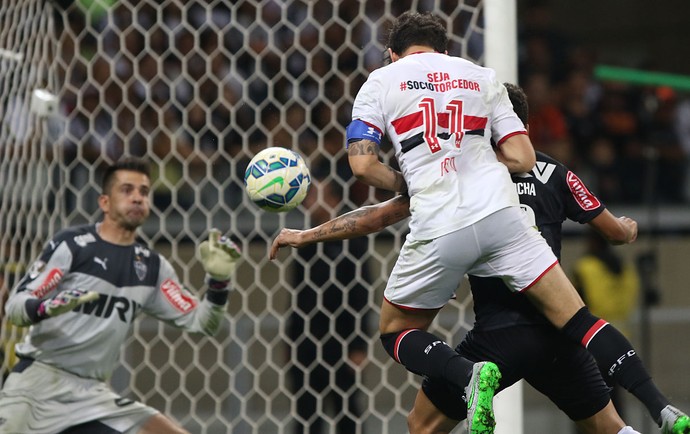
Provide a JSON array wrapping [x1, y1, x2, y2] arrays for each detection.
[[244, 147, 311, 212]]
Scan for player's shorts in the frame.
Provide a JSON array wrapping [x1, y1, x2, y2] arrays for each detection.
[[422, 325, 611, 422], [0, 358, 157, 434], [384, 206, 557, 309]]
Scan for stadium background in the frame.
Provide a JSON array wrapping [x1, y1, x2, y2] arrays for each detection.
[[1, 0, 689, 433]]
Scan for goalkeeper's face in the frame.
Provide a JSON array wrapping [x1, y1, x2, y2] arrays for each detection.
[[101, 170, 151, 230]]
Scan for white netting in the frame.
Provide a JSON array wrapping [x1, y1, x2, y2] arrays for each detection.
[[1, 1, 487, 433]]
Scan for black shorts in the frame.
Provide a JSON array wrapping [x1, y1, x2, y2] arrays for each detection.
[[422, 325, 611, 421]]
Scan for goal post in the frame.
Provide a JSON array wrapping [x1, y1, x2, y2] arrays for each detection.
[[0, 1, 520, 433], [483, 1, 523, 433]]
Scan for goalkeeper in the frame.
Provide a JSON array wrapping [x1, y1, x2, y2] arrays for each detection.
[[0, 158, 241, 434]]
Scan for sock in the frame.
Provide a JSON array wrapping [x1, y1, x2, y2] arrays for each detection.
[[562, 307, 669, 423], [618, 427, 641, 434], [380, 329, 475, 391]]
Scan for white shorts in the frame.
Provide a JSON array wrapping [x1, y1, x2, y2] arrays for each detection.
[[384, 206, 557, 309], [0, 360, 157, 434]]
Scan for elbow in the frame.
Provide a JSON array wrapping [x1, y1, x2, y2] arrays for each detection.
[[513, 154, 536, 173], [349, 161, 370, 181]]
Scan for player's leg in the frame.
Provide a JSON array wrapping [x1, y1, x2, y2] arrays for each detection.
[[526, 266, 689, 431], [472, 207, 688, 432], [380, 228, 504, 433], [573, 402, 639, 434], [136, 413, 188, 434], [408, 388, 461, 434]]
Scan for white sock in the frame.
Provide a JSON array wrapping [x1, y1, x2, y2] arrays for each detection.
[[618, 426, 641, 434]]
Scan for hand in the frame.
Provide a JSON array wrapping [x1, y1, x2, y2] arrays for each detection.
[[269, 228, 305, 260], [38, 289, 99, 318], [198, 229, 241, 281], [618, 216, 638, 244]]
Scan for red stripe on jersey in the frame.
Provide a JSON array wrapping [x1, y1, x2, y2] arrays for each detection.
[[582, 319, 609, 348], [464, 115, 487, 130], [495, 130, 528, 147], [394, 329, 418, 364], [391, 112, 423, 135], [566, 171, 601, 211], [392, 112, 488, 135]]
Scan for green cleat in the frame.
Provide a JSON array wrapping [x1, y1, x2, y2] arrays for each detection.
[[660, 405, 690, 434], [465, 361, 502, 434]]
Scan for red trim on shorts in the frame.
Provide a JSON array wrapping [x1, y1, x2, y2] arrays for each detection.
[[495, 130, 528, 147], [518, 260, 559, 293], [582, 319, 609, 348], [394, 329, 417, 364], [383, 296, 444, 311]]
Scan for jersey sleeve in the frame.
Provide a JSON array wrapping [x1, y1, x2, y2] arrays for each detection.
[[558, 163, 605, 223], [351, 71, 385, 132], [141, 255, 226, 336], [5, 233, 74, 326], [489, 78, 528, 146]]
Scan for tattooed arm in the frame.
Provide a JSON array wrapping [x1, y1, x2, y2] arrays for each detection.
[[347, 139, 407, 193], [269, 195, 411, 260]]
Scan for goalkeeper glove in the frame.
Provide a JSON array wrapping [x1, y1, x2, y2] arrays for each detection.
[[197, 229, 241, 286], [37, 289, 99, 319]]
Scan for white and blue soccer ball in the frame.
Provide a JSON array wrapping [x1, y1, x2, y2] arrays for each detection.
[[244, 147, 311, 213]]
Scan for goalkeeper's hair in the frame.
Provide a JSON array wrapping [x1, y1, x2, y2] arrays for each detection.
[[386, 11, 448, 56], [101, 157, 151, 194]]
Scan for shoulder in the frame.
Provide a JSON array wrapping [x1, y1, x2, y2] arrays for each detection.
[[48, 224, 98, 251]]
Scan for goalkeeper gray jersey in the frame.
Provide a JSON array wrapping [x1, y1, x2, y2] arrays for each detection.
[[5, 224, 226, 381]]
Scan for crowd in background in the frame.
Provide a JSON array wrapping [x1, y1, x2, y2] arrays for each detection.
[[50, 0, 690, 219]]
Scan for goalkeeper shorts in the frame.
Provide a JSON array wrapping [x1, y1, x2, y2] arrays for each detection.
[[0, 358, 157, 434]]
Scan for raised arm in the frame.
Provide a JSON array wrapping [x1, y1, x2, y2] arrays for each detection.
[[347, 140, 408, 193], [269, 195, 411, 260]]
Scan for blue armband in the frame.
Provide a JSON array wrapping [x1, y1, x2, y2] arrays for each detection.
[[346, 119, 383, 147]]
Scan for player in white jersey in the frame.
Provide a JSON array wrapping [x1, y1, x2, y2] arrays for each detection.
[[346, 12, 689, 434], [0, 158, 241, 434]]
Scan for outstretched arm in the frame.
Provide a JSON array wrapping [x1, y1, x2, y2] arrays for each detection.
[[269, 195, 411, 259]]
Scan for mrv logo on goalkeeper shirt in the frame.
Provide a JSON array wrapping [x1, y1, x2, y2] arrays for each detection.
[[73, 294, 140, 323]]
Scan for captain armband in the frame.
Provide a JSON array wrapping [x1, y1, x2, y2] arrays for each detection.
[[346, 119, 383, 147]]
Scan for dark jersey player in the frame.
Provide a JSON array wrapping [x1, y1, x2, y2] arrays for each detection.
[[270, 83, 689, 433]]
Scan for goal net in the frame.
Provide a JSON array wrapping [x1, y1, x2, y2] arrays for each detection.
[[0, 1, 514, 433]]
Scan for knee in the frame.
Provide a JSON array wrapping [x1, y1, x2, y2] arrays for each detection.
[[407, 407, 430, 434]]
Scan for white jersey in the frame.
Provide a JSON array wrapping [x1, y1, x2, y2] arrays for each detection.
[[352, 52, 527, 240], [5, 224, 226, 381]]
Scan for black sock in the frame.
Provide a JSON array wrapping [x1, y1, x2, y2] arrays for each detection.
[[562, 307, 669, 422], [380, 329, 475, 391]]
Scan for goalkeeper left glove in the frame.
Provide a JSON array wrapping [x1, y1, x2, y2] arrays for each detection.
[[197, 229, 241, 286], [37, 289, 100, 319]]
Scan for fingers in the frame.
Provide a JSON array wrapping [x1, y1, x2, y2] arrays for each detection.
[[79, 290, 100, 304], [269, 229, 302, 260], [269, 237, 282, 260], [208, 228, 222, 250]]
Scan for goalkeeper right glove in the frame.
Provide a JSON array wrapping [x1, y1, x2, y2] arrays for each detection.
[[37, 289, 99, 319], [197, 229, 241, 285]]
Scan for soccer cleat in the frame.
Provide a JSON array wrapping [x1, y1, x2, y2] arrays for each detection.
[[465, 361, 502, 434], [660, 405, 690, 434]]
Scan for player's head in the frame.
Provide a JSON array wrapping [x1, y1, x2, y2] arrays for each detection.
[[99, 157, 151, 230], [386, 11, 448, 57], [504, 83, 529, 127]]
